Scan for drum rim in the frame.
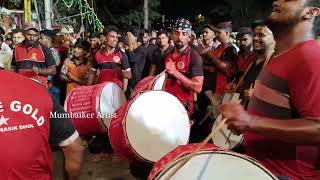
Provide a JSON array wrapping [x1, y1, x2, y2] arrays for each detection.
[[132, 73, 167, 99], [123, 90, 190, 163], [98, 82, 127, 129], [154, 150, 278, 180], [114, 89, 152, 162], [151, 73, 167, 90]]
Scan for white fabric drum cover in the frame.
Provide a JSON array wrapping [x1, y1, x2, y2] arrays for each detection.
[[99, 82, 127, 128], [126, 91, 190, 162]]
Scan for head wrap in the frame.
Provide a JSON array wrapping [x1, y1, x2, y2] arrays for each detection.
[[173, 18, 192, 36]]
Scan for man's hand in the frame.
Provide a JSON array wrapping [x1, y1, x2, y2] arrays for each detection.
[[32, 66, 41, 74], [226, 83, 237, 93], [165, 60, 178, 76], [244, 88, 254, 100], [127, 32, 135, 46], [220, 103, 253, 135], [67, 73, 84, 85]]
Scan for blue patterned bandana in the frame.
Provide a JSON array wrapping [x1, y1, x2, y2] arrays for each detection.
[[173, 18, 192, 35]]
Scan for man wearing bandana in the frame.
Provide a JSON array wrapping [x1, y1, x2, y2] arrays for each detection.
[[129, 18, 203, 179], [164, 18, 204, 115]]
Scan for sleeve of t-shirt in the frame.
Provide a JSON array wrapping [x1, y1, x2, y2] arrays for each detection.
[[11, 49, 16, 69], [60, 59, 69, 75], [3, 43, 13, 55], [121, 51, 130, 70], [289, 57, 320, 120], [43, 47, 57, 68], [49, 93, 79, 146], [127, 47, 146, 63], [151, 51, 158, 65], [91, 53, 99, 70], [189, 49, 204, 77], [224, 46, 238, 64]]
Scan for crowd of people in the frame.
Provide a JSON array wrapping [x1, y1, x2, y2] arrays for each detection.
[[1, 0, 320, 179]]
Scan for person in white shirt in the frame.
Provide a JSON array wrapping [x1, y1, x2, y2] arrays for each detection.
[[0, 34, 13, 69]]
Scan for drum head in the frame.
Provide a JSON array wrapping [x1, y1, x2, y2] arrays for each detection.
[[157, 151, 277, 180], [126, 91, 190, 162], [212, 92, 243, 149], [99, 82, 127, 128], [222, 92, 240, 103], [212, 114, 243, 149], [153, 73, 166, 90]]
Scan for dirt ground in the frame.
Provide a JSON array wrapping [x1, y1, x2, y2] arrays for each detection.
[[52, 149, 137, 180]]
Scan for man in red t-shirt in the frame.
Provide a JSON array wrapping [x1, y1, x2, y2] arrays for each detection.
[[0, 70, 84, 180], [12, 22, 57, 87], [234, 27, 256, 80], [164, 18, 204, 114], [221, 1, 320, 179], [87, 25, 131, 92]]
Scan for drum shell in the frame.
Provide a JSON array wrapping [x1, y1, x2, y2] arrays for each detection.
[[65, 82, 125, 135], [108, 101, 143, 162], [131, 74, 166, 98]]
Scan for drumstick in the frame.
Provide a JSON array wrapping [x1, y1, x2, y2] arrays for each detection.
[[225, 82, 254, 145], [163, 117, 229, 180], [242, 83, 254, 107]]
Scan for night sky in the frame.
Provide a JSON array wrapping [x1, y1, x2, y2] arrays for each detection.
[[160, 0, 274, 20]]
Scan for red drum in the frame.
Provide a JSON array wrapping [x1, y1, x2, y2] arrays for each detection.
[[211, 92, 243, 149], [148, 144, 277, 180], [64, 82, 126, 135], [131, 73, 166, 98], [109, 90, 190, 163]]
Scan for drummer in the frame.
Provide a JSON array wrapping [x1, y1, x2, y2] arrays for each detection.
[[87, 25, 132, 92], [221, 0, 320, 179], [11, 22, 57, 87], [164, 18, 204, 114], [236, 25, 275, 106]]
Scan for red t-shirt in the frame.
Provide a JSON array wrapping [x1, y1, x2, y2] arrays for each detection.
[[247, 40, 320, 180], [0, 70, 77, 180]]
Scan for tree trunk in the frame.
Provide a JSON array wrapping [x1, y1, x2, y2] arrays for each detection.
[[143, 0, 148, 30], [44, 0, 51, 29]]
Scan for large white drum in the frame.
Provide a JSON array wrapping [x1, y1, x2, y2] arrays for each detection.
[[148, 144, 278, 180], [65, 82, 127, 135], [109, 90, 190, 163], [211, 92, 244, 149]]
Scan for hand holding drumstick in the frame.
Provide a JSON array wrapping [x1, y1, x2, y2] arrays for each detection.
[[220, 102, 253, 136], [244, 83, 254, 100]]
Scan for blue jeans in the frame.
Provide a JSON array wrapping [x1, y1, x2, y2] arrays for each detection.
[[49, 85, 61, 103]]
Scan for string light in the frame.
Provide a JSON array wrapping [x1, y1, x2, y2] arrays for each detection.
[[62, 0, 76, 9], [81, 0, 104, 31], [61, 0, 104, 32]]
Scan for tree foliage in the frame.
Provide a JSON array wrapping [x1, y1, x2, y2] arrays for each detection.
[[95, 0, 160, 30]]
